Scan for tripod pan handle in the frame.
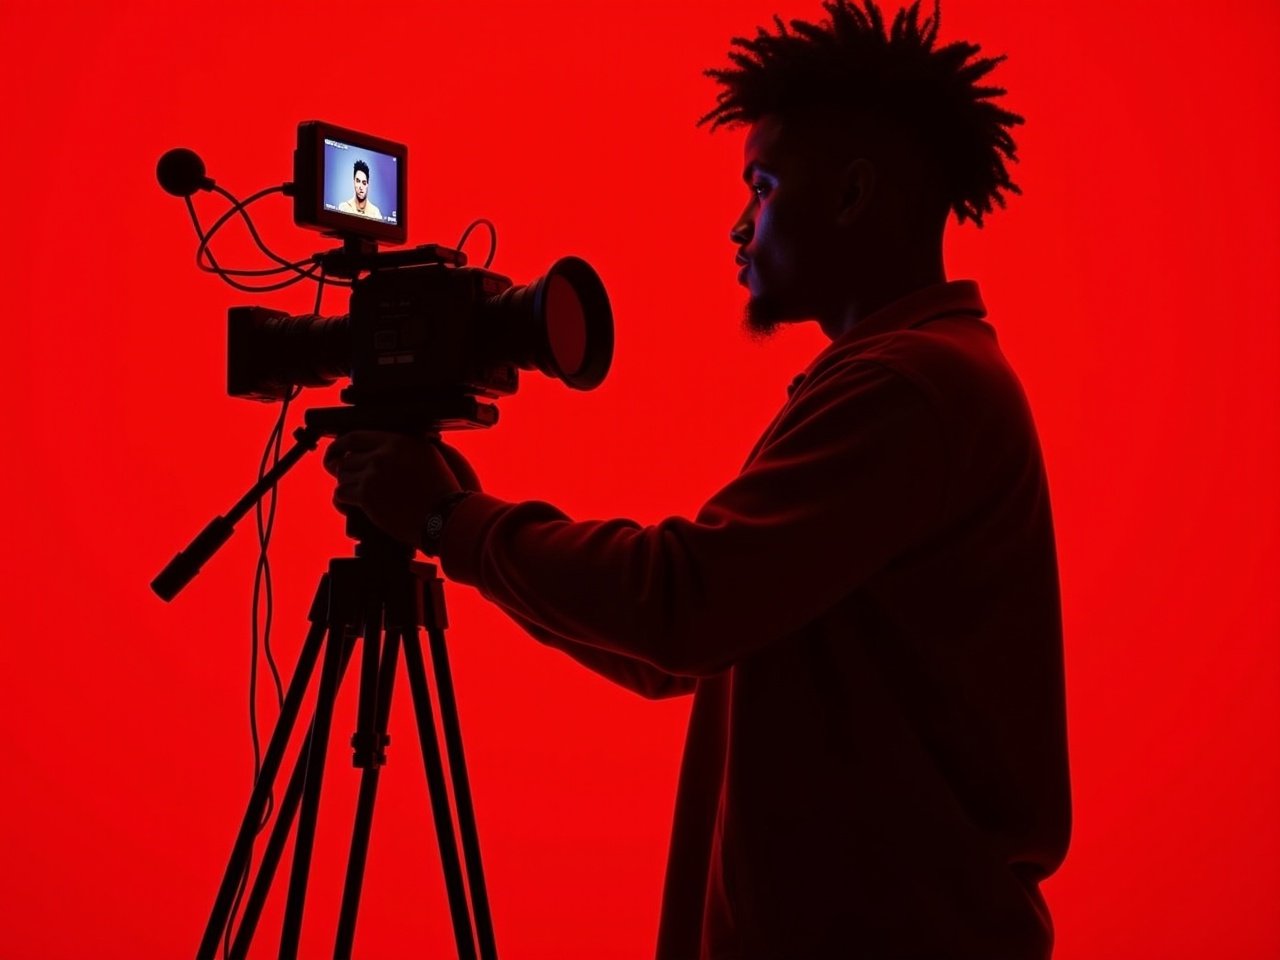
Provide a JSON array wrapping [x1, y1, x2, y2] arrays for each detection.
[[151, 516, 235, 601]]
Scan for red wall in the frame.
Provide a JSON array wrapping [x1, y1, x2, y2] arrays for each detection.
[[3, 1, 1277, 957]]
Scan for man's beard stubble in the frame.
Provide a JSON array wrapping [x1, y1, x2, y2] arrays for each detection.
[[743, 293, 783, 342]]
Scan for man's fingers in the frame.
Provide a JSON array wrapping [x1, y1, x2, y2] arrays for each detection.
[[323, 448, 369, 477], [434, 442, 483, 492], [335, 430, 393, 451], [324, 430, 397, 475], [326, 430, 390, 459]]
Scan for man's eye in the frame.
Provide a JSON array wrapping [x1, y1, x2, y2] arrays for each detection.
[[751, 182, 771, 198]]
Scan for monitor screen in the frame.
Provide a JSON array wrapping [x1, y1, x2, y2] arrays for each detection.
[[293, 120, 408, 244], [322, 137, 400, 228]]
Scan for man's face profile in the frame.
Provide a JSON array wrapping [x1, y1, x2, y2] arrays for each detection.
[[354, 170, 369, 202], [732, 114, 848, 339]]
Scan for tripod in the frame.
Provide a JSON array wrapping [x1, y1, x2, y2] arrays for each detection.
[[194, 527, 498, 959]]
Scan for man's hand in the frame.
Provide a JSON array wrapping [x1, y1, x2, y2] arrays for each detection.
[[323, 431, 480, 548]]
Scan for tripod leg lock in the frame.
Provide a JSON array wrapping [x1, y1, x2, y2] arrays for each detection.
[[351, 731, 391, 768], [411, 562, 450, 633]]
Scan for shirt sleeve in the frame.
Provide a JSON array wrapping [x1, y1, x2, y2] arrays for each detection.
[[439, 359, 949, 677], [502, 608, 697, 700]]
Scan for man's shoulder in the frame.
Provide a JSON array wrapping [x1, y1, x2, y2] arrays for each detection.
[[859, 319, 1011, 386], [801, 319, 1026, 426]]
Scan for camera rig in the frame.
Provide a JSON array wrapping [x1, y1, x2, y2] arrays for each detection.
[[151, 119, 618, 959], [157, 118, 615, 434]]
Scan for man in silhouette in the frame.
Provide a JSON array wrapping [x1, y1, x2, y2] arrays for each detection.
[[325, 1, 1071, 956], [337, 159, 382, 219]]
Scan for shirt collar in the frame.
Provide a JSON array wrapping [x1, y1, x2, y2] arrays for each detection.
[[787, 281, 987, 397]]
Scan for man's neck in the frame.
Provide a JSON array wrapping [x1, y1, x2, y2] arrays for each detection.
[[821, 257, 946, 341]]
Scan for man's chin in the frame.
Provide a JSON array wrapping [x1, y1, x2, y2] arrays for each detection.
[[742, 294, 787, 341]]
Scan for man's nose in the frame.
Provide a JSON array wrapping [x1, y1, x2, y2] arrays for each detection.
[[730, 217, 752, 246]]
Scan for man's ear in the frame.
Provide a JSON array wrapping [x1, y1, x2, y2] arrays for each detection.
[[836, 158, 875, 226]]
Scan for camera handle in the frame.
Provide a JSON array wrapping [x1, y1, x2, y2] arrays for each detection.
[[312, 237, 469, 279], [151, 424, 322, 601]]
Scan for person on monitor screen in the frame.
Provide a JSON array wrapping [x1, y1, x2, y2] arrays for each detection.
[[324, 1, 1071, 957], [337, 159, 382, 219]]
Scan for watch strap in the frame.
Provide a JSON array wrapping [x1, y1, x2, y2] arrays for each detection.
[[420, 491, 474, 557]]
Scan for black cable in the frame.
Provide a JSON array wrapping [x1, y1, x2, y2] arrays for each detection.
[[206, 184, 309, 275], [456, 218, 498, 269], [313, 270, 328, 315], [258, 271, 327, 718], [185, 196, 320, 295], [204, 182, 348, 288], [222, 379, 301, 959], [186, 188, 299, 276], [183, 187, 351, 293], [199, 184, 297, 271], [257, 393, 291, 723], [252, 275, 326, 819], [251, 389, 294, 801]]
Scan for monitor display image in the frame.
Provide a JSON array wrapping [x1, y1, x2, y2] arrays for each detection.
[[322, 137, 399, 227]]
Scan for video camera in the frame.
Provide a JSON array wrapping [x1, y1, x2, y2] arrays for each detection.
[[222, 120, 615, 429]]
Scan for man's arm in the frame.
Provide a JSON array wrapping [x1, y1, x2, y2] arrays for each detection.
[[503, 609, 697, 699], [325, 429, 695, 698], [437, 359, 949, 676]]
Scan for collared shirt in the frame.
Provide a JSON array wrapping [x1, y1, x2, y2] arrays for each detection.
[[337, 198, 383, 219], [442, 280, 1071, 959]]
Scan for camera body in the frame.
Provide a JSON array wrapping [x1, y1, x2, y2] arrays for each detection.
[[347, 263, 520, 403], [228, 261, 521, 406]]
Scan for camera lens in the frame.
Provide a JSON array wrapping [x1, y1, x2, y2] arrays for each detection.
[[485, 256, 614, 390]]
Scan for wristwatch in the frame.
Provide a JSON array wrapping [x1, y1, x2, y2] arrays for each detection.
[[420, 491, 474, 557]]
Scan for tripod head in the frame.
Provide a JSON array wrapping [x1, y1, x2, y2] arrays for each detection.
[[152, 401, 478, 601], [303, 401, 483, 563]]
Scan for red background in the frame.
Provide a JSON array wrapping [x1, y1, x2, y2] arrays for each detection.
[[3, 1, 1277, 957]]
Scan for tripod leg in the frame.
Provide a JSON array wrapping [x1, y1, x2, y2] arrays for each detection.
[[333, 630, 401, 959], [278, 613, 350, 959], [228, 632, 359, 960], [198, 607, 330, 960], [425, 619, 500, 960], [402, 628, 480, 960], [227, 720, 314, 960]]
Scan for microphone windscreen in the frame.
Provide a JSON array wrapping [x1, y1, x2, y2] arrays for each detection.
[[157, 147, 210, 197]]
